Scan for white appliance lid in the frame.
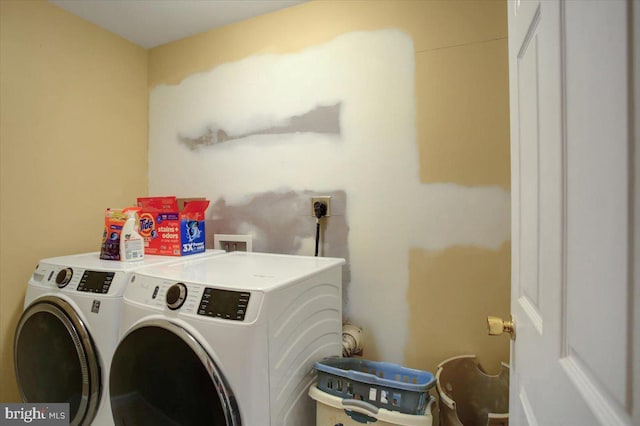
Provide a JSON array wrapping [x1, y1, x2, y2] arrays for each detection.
[[39, 250, 225, 272], [134, 252, 345, 291]]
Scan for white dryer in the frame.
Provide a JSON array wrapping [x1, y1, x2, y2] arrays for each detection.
[[109, 252, 345, 426], [14, 251, 224, 426]]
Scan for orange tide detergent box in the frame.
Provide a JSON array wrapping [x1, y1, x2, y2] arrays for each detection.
[[136, 196, 210, 256]]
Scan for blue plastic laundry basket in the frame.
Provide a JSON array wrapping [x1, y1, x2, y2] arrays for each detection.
[[314, 357, 436, 415]]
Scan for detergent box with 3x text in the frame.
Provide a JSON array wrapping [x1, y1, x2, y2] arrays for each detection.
[[136, 196, 210, 256]]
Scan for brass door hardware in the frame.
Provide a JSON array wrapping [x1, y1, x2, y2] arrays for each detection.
[[487, 315, 516, 340]]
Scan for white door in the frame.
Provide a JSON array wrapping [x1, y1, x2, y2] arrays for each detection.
[[508, 0, 638, 425]]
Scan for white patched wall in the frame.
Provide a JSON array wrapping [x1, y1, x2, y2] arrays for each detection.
[[148, 30, 510, 364]]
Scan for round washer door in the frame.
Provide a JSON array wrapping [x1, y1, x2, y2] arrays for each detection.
[[109, 320, 241, 426], [14, 296, 101, 426]]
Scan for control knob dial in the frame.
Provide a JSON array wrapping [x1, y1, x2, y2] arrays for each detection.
[[55, 268, 73, 288], [166, 283, 188, 310]]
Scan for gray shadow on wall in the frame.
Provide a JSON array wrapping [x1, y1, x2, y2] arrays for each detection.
[[206, 189, 350, 302]]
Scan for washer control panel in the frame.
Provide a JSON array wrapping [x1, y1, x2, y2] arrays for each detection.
[[31, 263, 120, 294], [77, 271, 115, 294], [198, 288, 250, 321]]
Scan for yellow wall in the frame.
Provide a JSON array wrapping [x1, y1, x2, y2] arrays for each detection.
[[149, 0, 511, 375], [0, 0, 510, 405], [0, 0, 148, 401]]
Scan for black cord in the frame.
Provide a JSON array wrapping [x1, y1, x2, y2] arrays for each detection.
[[315, 220, 321, 257], [313, 201, 327, 257]]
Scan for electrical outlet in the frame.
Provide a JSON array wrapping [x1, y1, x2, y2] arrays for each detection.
[[311, 196, 331, 217], [214, 234, 252, 252]]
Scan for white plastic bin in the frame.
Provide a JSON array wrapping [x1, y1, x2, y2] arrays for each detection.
[[309, 384, 434, 426]]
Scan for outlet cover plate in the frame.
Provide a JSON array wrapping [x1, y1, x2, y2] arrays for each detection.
[[311, 196, 331, 217], [214, 234, 252, 252]]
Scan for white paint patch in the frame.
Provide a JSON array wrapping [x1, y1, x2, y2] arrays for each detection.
[[149, 29, 510, 364]]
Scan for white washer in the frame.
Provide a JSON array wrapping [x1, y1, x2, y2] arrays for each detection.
[[109, 251, 345, 426], [14, 251, 224, 426]]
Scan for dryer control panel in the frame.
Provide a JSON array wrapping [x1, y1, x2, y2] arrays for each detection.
[[125, 275, 263, 323], [198, 288, 250, 321]]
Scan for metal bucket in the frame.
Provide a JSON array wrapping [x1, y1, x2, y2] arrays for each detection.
[[436, 355, 509, 426]]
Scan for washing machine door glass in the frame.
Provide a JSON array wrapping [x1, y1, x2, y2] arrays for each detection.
[[14, 297, 101, 426], [110, 320, 241, 426]]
